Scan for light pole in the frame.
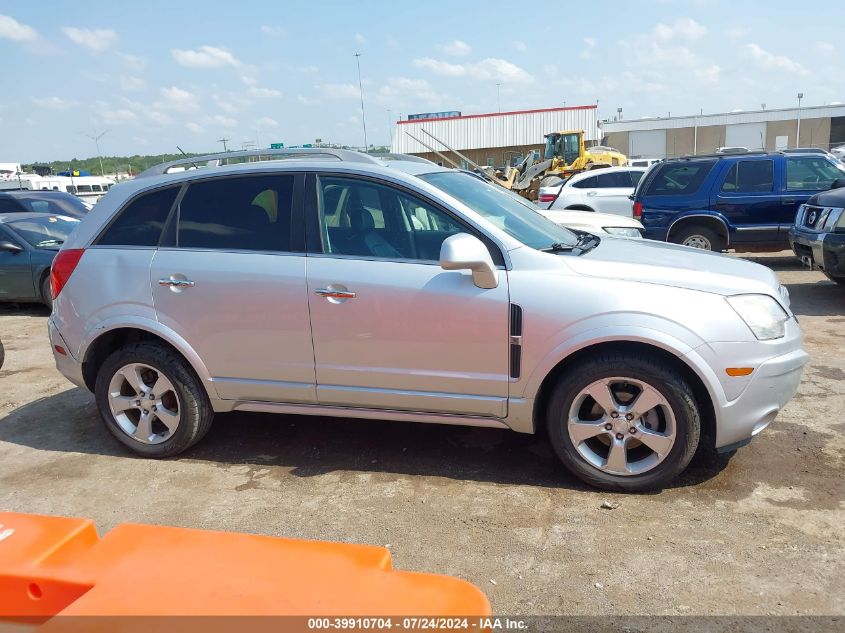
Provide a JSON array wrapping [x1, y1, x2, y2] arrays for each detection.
[[617, 107, 622, 121], [796, 92, 804, 147], [496, 83, 501, 112], [387, 109, 394, 147], [84, 129, 109, 176], [354, 53, 368, 153]]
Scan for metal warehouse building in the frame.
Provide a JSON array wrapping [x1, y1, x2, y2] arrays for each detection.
[[601, 104, 845, 159], [391, 105, 599, 168]]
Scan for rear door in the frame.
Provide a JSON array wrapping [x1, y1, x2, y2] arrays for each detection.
[[150, 173, 316, 404], [590, 171, 638, 216], [712, 158, 780, 244]]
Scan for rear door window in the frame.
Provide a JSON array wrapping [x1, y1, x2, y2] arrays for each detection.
[[572, 175, 598, 189], [97, 187, 179, 247], [720, 160, 774, 193], [596, 172, 633, 188], [177, 175, 295, 252], [644, 160, 716, 196]]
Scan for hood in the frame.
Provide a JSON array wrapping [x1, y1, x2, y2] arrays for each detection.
[[540, 210, 642, 230], [565, 237, 781, 297], [808, 186, 845, 207]]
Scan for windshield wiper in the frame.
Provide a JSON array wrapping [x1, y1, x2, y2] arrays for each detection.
[[539, 242, 575, 253], [540, 234, 600, 255]]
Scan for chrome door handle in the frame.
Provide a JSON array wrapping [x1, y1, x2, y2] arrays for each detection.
[[315, 288, 356, 299], [586, 191, 598, 196], [158, 278, 195, 288]]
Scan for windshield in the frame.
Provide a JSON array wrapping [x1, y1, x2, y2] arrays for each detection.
[[14, 193, 88, 218], [7, 215, 80, 249], [420, 171, 578, 249]]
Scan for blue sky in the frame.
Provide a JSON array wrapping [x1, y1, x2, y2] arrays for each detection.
[[1, 0, 843, 163]]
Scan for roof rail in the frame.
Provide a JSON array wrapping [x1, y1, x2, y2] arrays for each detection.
[[370, 153, 437, 165], [665, 150, 773, 161], [137, 148, 382, 178]]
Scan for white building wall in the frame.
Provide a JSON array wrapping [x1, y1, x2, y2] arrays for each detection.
[[392, 106, 598, 154], [725, 122, 767, 149]]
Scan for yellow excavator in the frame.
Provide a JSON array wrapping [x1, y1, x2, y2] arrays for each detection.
[[406, 128, 627, 201]]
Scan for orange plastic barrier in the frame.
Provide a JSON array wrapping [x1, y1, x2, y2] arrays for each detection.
[[0, 512, 490, 627]]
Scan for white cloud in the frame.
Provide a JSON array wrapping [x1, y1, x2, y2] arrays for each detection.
[[354, 33, 366, 44], [147, 110, 171, 125], [0, 14, 38, 41], [118, 52, 146, 71], [724, 26, 749, 41], [204, 114, 237, 128], [413, 57, 534, 83], [172, 45, 239, 68], [695, 64, 721, 83], [654, 18, 706, 42], [62, 26, 117, 52], [745, 43, 806, 74], [580, 37, 596, 60], [119, 76, 146, 92], [248, 86, 282, 98], [31, 96, 75, 111], [512, 40, 528, 52], [376, 77, 448, 106], [100, 108, 138, 125], [260, 25, 286, 37], [317, 83, 361, 99], [816, 42, 834, 54], [440, 39, 471, 57], [187, 122, 204, 134], [241, 75, 258, 86], [256, 116, 279, 128], [297, 94, 319, 106], [296, 65, 319, 74], [158, 86, 198, 112]]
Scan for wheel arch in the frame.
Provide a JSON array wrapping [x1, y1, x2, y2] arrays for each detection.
[[530, 340, 717, 452], [80, 322, 216, 398], [667, 213, 730, 246]]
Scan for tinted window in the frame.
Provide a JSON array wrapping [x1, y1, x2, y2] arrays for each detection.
[[786, 157, 845, 191], [645, 160, 716, 196], [721, 160, 774, 193], [66, 186, 77, 193], [97, 187, 179, 247], [77, 185, 92, 193], [572, 175, 598, 189], [0, 198, 23, 213], [178, 175, 294, 252], [317, 176, 463, 261], [630, 171, 644, 185], [596, 172, 634, 188], [12, 193, 87, 218]]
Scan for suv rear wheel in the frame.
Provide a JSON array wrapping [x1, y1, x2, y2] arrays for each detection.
[[671, 224, 725, 252], [94, 342, 213, 457], [546, 353, 700, 491], [823, 272, 845, 286]]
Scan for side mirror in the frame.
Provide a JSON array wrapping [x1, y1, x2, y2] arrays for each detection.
[[439, 233, 498, 289], [0, 240, 23, 254], [830, 177, 845, 190]]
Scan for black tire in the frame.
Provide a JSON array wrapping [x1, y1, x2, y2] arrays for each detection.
[[545, 352, 701, 492], [0, 338, 4, 371], [823, 272, 845, 286], [40, 274, 52, 310], [94, 342, 213, 457], [671, 225, 726, 252]]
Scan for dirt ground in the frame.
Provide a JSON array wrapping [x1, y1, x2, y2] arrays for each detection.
[[0, 251, 843, 616]]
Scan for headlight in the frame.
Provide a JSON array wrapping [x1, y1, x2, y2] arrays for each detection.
[[726, 294, 789, 340], [603, 226, 643, 238]]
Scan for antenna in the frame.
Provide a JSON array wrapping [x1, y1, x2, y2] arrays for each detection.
[[217, 137, 230, 152], [354, 53, 368, 152]]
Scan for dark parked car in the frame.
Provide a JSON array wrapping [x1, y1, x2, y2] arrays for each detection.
[[0, 212, 81, 308], [0, 190, 89, 218], [632, 151, 845, 251], [790, 186, 845, 285]]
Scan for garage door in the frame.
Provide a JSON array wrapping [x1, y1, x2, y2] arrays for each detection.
[[629, 130, 666, 159], [725, 122, 766, 150]]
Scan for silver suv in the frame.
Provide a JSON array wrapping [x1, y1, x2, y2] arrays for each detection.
[[49, 149, 808, 491]]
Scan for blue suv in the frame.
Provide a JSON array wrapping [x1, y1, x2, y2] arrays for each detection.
[[632, 151, 845, 251]]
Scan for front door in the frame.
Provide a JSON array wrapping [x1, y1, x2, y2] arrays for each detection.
[[150, 173, 316, 404], [0, 227, 33, 301], [305, 174, 510, 417]]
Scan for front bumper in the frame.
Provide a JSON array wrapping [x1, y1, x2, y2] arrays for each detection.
[[712, 345, 809, 449], [48, 318, 86, 390], [789, 226, 845, 276]]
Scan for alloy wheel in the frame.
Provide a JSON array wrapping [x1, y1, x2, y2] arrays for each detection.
[[107, 363, 181, 444], [567, 377, 676, 476]]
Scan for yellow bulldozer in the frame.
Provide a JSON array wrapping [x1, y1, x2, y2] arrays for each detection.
[[487, 130, 628, 200], [404, 128, 628, 201]]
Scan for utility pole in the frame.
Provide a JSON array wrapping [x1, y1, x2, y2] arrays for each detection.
[[217, 137, 230, 152], [354, 53, 368, 153], [84, 129, 109, 176]]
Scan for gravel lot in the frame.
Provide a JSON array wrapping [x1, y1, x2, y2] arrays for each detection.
[[1, 252, 843, 616]]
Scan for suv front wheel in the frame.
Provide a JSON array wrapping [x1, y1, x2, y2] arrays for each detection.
[[94, 342, 213, 457], [546, 353, 701, 491]]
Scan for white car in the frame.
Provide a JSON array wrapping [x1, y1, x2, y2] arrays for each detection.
[[537, 167, 646, 216], [538, 209, 644, 238]]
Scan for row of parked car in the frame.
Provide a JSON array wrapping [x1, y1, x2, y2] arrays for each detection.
[[535, 149, 845, 284]]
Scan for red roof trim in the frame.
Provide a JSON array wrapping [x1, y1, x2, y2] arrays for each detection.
[[396, 104, 596, 125]]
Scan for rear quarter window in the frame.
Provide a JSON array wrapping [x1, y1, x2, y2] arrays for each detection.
[[96, 187, 179, 247], [643, 160, 717, 196]]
